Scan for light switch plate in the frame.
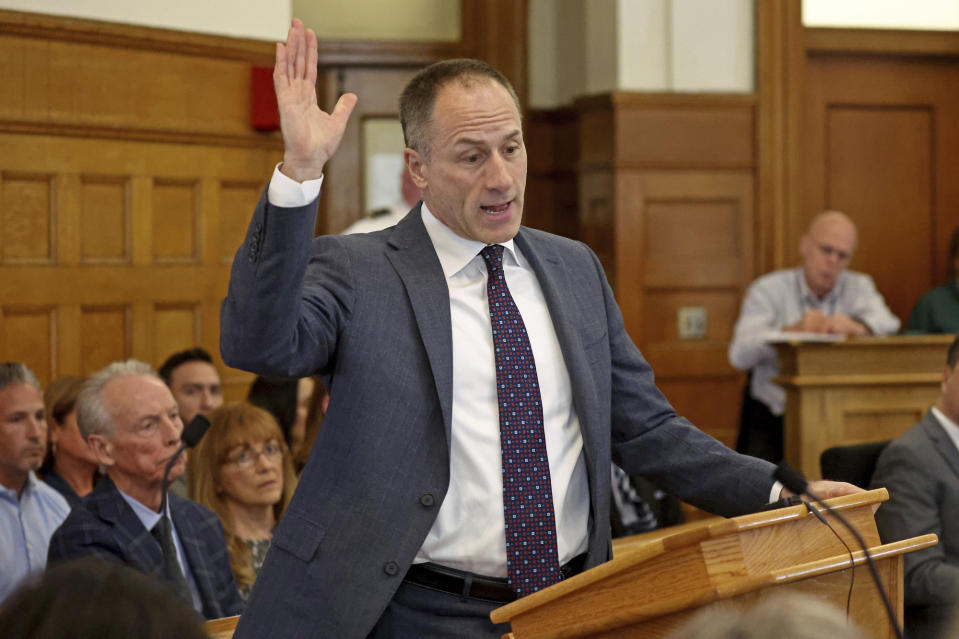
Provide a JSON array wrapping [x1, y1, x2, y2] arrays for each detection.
[[678, 306, 707, 340]]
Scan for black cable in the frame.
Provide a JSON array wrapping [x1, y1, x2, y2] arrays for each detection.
[[775, 462, 904, 639], [804, 501, 855, 617]]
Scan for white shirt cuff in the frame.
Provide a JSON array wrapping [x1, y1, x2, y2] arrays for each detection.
[[770, 480, 784, 503], [267, 163, 324, 208]]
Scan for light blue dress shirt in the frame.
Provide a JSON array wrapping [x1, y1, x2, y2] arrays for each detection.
[[0, 471, 70, 602], [116, 487, 203, 613]]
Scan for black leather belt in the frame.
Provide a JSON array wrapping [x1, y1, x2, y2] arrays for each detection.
[[403, 553, 588, 603]]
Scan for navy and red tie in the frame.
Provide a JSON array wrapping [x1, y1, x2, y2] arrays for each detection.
[[481, 244, 561, 597]]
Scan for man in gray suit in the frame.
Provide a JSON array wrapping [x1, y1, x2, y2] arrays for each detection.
[[871, 335, 959, 639], [220, 19, 858, 639]]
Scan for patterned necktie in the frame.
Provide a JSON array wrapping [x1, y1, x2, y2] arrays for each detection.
[[151, 515, 191, 602], [481, 244, 561, 597]]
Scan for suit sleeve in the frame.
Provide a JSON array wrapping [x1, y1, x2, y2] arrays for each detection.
[[871, 441, 959, 606], [220, 189, 355, 378], [588, 247, 777, 517]]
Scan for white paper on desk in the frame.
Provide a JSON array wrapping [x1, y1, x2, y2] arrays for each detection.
[[761, 331, 847, 344]]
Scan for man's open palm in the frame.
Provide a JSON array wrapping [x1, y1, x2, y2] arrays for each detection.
[[274, 19, 357, 182]]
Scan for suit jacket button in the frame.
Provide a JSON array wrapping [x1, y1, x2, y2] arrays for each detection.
[[420, 493, 435, 507], [383, 561, 399, 576]]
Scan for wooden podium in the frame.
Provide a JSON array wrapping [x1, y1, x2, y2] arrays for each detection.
[[773, 335, 952, 479], [490, 489, 935, 639]]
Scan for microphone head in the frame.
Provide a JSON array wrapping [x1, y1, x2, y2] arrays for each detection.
[[182, 414, 211, 448], [774, 461, 809, 496]]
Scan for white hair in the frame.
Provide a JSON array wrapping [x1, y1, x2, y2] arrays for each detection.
[[76, 359, 159, 440]]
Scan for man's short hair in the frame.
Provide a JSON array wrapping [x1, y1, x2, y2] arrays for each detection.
[[157, 347, 214, 385], [0, 362, 40, 393], [947, 334, 959, 369], [76, 359, 157, 441], [398, 58, 520, 159]]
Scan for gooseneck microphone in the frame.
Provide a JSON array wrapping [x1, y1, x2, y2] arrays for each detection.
[[773, 462, 904, 639], [154, 414, 211, 598], [161, 413, 212, 504]]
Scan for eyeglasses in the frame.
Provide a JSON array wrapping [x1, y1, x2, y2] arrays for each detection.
[[224, 441, 283, 468], [816, 242, 851, 263]]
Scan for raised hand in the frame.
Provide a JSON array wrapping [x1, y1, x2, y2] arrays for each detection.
[[274, 18, 358, 182]]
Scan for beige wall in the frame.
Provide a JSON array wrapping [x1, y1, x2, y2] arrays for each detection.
[[295, 0, 459, 41], [0, 0, 291, 40], [803, 0, 959, 30], [528, 0, 754, 109]]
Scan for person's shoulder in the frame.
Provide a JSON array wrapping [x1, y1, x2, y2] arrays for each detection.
[[33, 478, 70, 519], [743, 268, 796, 297]]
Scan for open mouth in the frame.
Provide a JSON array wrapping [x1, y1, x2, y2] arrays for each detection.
[[481, 202, 511, 215]]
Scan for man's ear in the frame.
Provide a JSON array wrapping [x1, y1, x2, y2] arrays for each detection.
[[405, 148, 429, 190], [86, 434, 115, 468]]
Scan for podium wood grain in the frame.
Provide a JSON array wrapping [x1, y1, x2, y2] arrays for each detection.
[[773, 335, 952, 478], [492, 489, 935, 639]]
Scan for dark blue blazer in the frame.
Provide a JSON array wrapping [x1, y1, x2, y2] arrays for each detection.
[[47, 475, 243, 620], [220, 193, 777, 638]]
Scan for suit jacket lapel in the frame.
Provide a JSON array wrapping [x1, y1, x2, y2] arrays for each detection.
[[922, 411, 959, 480], [385, 206, 455, 444], [94, 477, 163, 573], [171, 498, 216, 617], [514, 229, 601, 458]]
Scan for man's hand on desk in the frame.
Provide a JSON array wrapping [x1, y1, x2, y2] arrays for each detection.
[[822, 313, 870, 336], [783, 310, 868, 336], [780, 480, 878, 512]]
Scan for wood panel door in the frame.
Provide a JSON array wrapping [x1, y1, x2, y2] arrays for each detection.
[[803, 53, 959, 324]]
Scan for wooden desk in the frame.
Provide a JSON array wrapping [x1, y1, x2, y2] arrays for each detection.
[[774, 334, 952, 479]]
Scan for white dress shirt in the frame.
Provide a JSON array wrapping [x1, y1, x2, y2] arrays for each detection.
[[413, 203, 589, 576], [728, 267, 900, 415]]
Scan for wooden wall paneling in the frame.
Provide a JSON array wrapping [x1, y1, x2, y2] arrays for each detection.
[[0, 306, 56, 385], [79, 175, 130, 264], [153, 179, 200, 263], [80, 305, 131, 376], [755, 0, 804, 275], [0, 171, 54, 264], [0, 12, 280, 399], [524, 108, 580, 238], [575, 95, 757, 490], [803, 53, 959, 324], [459, 0, 528, 108]]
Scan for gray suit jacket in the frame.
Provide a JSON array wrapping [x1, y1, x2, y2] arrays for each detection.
[[220, 194, 777, 638], [871, 410, 959, 639]]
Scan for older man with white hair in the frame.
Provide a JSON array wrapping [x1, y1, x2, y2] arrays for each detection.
[[728, 211, 901, 462], [0, 362, 70, 603], [47, 359, 242, 620]]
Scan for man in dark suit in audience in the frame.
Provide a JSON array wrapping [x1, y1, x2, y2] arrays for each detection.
[[47, 359, 242, 620], [871, 335, 959, 639], [219, 20, 860, 638]]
